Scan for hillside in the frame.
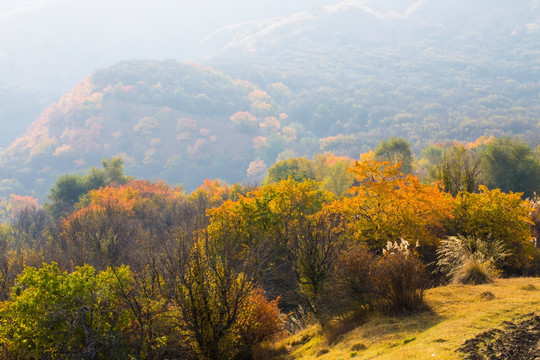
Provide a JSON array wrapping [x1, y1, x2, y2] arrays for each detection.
[[0, 61, 294, 197], [0, 1, 539, 198], [1, 55, 539, 199], [213, 0, 540, 148], [267, 277, 540, 359]]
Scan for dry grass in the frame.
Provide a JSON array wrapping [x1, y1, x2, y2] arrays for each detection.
[[264, 277, 540, 360]]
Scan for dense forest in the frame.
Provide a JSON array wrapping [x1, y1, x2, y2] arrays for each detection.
[[0, 56, 539, 199], [0, 136, 538, 359], [0, 1, 539, 358]]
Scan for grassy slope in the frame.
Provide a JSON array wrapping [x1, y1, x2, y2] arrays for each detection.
[[269, 277, 540, 360]]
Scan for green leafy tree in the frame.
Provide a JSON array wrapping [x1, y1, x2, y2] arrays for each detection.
[[419, 144, 443, 177], [313, 154, 355, 196], [436, 145, 482, 196], [374, 137, 414, 175], [47, 157, 129, 219], [0, 263, 135, 359], [264, 157, 315, 184], [480, 137, 540, 197]]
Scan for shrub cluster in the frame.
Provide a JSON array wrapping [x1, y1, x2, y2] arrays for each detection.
[[332, 239, 428, 317]]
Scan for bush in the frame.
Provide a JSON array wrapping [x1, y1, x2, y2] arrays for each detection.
[[237, 287, 284, 359], [334, 239, 428, 315], [530, 194, 540, 247], [376, 240, 429, 312], [436, 235, 508, 284], [453, 257, 497, 285], [335, 245, 378, 309]]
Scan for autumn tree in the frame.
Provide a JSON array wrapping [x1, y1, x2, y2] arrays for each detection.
[[61, 186, 140, 269], [447, 186, 536, 274], [0, 225, 14, 300], [9, 195, 49, 251], [230, 111, 258, 132], [47, 157, 129, 219], [99, 265, 179, 359], [335, 152, 453, 252], [164, 229, 281, 360], [207, 178, 336, 312], [287, 209, 345, 320]]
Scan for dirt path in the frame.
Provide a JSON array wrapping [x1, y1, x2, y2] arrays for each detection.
[[458, 313, 540, 360]]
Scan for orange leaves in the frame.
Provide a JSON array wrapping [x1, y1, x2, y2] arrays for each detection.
[[240, 287, 283, 345], [86, 186, 138, 212], [64, 185, 137, 226], [126, 180, 183, 200], [61, 180, 188, 268], [349, 151, 402, 188], [190, 178, 232, 208], [65, 180, 187, 227], [466, 135, 495, 149], [323, 153, 354, 167], [336, 156, 453, 249]]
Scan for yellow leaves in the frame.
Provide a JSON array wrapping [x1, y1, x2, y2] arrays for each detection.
[[449, 186, 535, 273], [336, 157, 454, 249], [349, 151, 402, 189], [453, 185, 534, 239]]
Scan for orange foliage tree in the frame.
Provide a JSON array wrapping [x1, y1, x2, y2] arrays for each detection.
[[61, 186, 139, 269], [334, 152, 453, 251]]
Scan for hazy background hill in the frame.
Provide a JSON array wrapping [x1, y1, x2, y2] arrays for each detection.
[[0, 0, 539, 198]]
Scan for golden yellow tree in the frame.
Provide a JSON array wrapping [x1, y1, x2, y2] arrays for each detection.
[[335, 152, 453, 250]]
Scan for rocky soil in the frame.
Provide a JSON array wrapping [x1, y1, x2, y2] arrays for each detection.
[[458, 313, 540, 360]]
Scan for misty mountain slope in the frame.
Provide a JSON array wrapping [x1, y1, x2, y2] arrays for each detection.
[[0, 1, 539, 199], [0, 61, 298, 197], [208, 0, 539, 55], [209, 0, 540, 85], [0, 0, 329, 148], [208, 0, 539, 146]]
